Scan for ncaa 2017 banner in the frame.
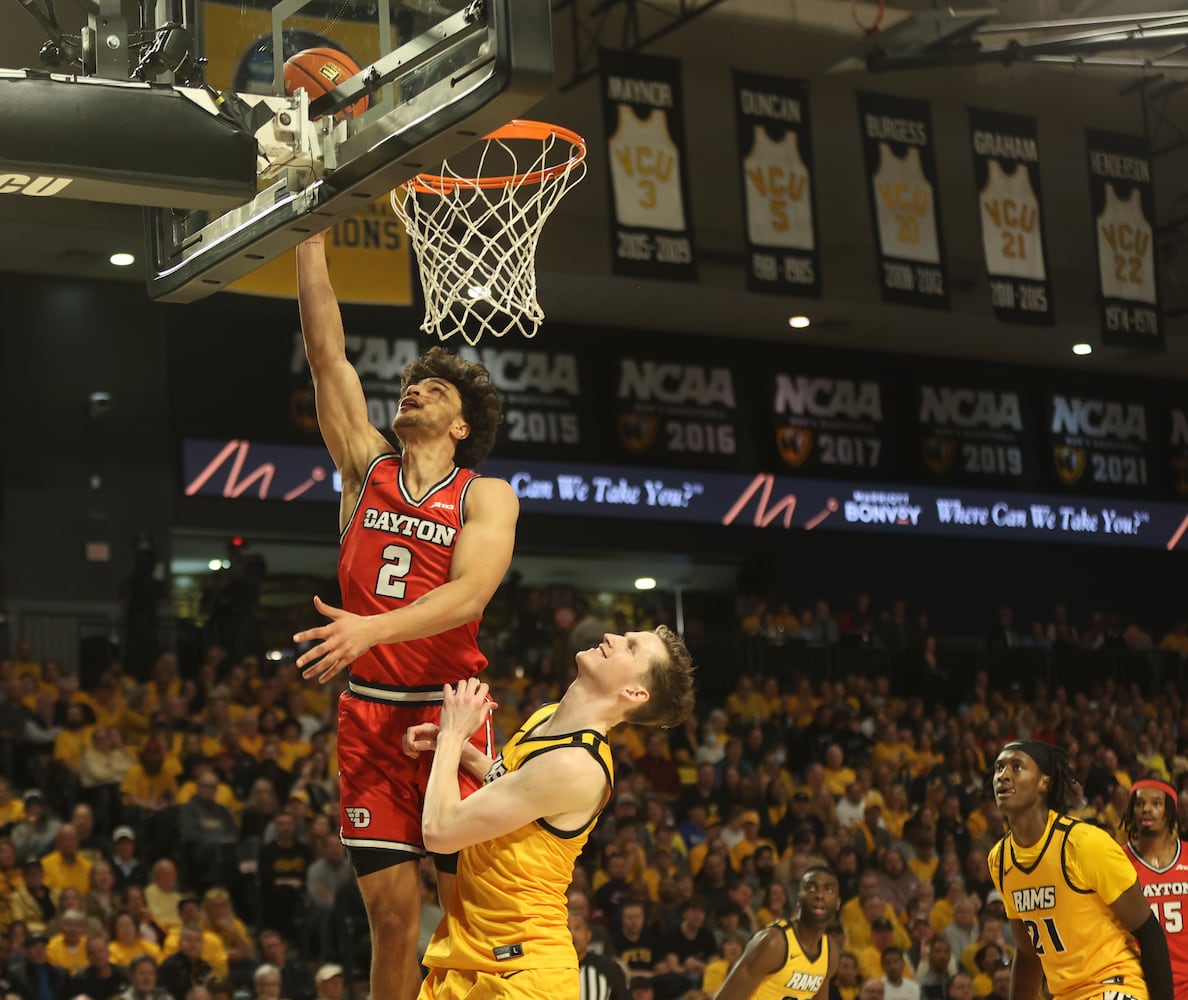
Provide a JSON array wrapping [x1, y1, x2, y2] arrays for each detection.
[[1086, 129, 1163, 351], [600, 50, 697, 282], [732, 71, 820, 297], [969, 108, 1053, 325], [857, 91, 949, 310]]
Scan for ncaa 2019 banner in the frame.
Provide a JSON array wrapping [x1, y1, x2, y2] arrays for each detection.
[[600, 50, 697, 282], [1086, 129, 1163, 351], [857, 91, 949, 309], [732, 71, 820, 297], [969, 108, 1053, 325]]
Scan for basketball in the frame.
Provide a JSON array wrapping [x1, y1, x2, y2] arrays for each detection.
[[283, 47, 369, 120]]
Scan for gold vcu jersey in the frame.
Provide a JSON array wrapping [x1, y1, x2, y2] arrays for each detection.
[[988, 812, 1146, 1000], [421, 703, 614, 975], [753, 919, 830, 1000]]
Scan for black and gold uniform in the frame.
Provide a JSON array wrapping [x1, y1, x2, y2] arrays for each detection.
[[753, 918, 831, 1000]]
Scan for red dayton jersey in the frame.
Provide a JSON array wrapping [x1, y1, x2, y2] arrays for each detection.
[[338, 454, 486, 688], [1125, 839, 1188, 1000]]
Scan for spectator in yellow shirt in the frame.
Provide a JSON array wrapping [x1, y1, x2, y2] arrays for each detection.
[[824, 744, 858, 798], [725, 676, 767, 726], [0, 779, 25, 830], [145, 859, 182, 932], [160, 896, 229, 976], [46, 908, 89, 973], [109, 910, 162, 966], [41, 825, 93, 897]]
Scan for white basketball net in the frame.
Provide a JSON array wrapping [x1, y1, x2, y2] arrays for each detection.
[[390, 121, 587, 345]]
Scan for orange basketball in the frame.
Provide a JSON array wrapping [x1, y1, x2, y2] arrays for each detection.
[[283, 47, 369, 120]]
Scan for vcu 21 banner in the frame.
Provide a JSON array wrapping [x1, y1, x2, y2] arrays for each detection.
[[969, 108, 1053, 325], [857, 91, 949, 309], [600, 50, 697, 282], [733, 71, 820, 297], [1086, 129, 1163, 350]]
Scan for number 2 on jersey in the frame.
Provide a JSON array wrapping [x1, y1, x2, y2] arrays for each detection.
[[375, 544, 412, 599], [1023, 917, 1067, 955]]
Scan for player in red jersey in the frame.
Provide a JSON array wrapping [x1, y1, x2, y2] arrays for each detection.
[[293, 232, 519, 1000], [1124, 779, 1188, 1000]]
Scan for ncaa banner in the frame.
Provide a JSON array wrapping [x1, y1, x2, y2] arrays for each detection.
[[600, 50, 697, 282], [1046, 390, 1154, 499], [732, 71, 820, 296], [969, 108, 1053, 325], [1086, 130, 1163, 350], [857, 91, 949, 309]]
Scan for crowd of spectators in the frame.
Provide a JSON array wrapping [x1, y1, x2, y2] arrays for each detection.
[[1, 580, 1187, 1000]]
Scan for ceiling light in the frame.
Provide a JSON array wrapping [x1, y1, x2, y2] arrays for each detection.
[[788, 315, 811, 329], [207, 559, 222, 571], [109, 252, 136, 267], [1072, 342, 1093, 356], [634, 577, 657, 591]]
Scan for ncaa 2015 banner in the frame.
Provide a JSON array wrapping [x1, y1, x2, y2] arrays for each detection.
[[969, 108, 1053, 325], [1086, 129, 1163, 351], [732, 71, 820, 297], [600, 50, 697, 282], [857, 91, 949, 309]]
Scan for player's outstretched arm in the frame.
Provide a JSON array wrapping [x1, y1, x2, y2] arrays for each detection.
[[403, 720, 495, 781], [296, 234, 390, 496], [715, 925, 790, 1000]]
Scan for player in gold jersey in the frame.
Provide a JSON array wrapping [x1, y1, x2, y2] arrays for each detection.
[[715, 866, 840, 1000], [404, 626, 695, 999], [987, 740, 1172, 1000]]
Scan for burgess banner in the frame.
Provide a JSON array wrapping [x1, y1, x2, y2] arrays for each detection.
[[969, 108, 1053, 325], [733, 71, 820, 297], [601, 50, 697, 282], [857, 91, 949, 309]]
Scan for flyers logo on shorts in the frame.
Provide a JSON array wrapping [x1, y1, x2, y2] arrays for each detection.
[[922, 436, 956, 476], [618, 413, 657, 454], [344, 807, 372, 829], [1054, 446, 1086, 485], [777, 426, 813, 467]]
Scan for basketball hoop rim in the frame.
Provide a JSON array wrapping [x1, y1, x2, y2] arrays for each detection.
[[403, 119, 587, 194]]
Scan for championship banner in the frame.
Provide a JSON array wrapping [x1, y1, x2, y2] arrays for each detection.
[[1167, 404, 1188, 500], [857, 91, 948, 309], [600, 50, 697, 282], [766, 367, 896, 479], [914, 379, 1033, 488], [1086, 129, 1163, 349], [1046, 390, 1154, 498], [969, 108, 1053, 325], [732, 71, 820, 296]]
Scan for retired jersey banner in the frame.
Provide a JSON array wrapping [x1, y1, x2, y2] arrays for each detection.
[[969, 108, 1053, 325], [600, 50, 697, 282], [732, 71, 820, 297], [857, 91, 949, 309], [1086, 130, 1163, 350]]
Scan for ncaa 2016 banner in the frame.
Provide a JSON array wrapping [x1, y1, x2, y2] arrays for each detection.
[[969, 108, 1053, 325], [857, 91, 949, 310], [732, 71, 820, 297], [600, 50, 697, 282], [1086, 129, 1163, 351]]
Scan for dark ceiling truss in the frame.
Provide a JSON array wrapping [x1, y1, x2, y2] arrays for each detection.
[[551, 0, 730, 91]]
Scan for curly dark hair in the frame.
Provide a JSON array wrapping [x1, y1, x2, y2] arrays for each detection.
[[622, 625, 697, 730], [398, 346, 503, 468], [1122, 785, 1180, 843]]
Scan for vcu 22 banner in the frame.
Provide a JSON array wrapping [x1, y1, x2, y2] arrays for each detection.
[[733, 71, 820, 297], [601, 50, 697, 282]]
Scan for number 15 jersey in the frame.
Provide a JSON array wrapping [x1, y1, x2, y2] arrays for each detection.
[[338, 453, 486, 688], [1124, 840, 1188, 1000], [989, 812, 1145, 1000]]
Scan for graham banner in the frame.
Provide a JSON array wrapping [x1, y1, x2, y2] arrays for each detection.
[[1086, 129, 1163, 349], [857, 91, 948, 309], [600, 50, 697, 282], [969, 108, 1053, 325], [733, 71, 820, 296]]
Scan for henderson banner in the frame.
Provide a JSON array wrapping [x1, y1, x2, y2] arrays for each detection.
[[1086, 129, 1163, 350], [732, 71, 821, 297], [969, 108, 1053, 325], [600, 49, 697, 282], [857, 91, 949, 310]]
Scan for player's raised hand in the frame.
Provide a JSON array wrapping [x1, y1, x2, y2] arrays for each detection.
[[403, 722, 440, 759], [294, 595, 379, 684], [439, 677, 496, 739]]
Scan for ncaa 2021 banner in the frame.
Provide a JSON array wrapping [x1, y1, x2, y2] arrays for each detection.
[[1086, 129, 1163, 351], [732, 71, 820, 297], [857, 91, 949, 310], [969, 108, 1053, 326], [600, 50, 697, 282]]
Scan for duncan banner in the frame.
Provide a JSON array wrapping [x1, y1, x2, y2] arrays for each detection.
[[857, 91, 949, 309], [600, 50, 697, 282], [732, 71, 820, 297], [1086, 129, 1163, 350], [969, 108, 1053, 325]]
